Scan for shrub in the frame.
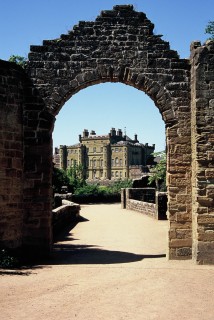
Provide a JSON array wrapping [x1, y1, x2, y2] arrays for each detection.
[[52, 167, 70, 193], [8, 55, 27, 68], [0, 249, 18, 268], [74, 184, 100, 195]]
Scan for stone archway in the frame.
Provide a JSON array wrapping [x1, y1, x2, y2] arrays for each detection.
[[0, 5, 213, 264], [25, 4, 192, 260]]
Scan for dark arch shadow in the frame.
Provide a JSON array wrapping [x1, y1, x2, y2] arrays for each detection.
[[0, 217, 166, 273], [50, 215, 166, 265], [48, 243, 166, 265]]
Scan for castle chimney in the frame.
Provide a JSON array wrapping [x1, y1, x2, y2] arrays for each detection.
[[110, 128, 116, 136], [83, 129, 89, 138], [117, 129, 122, 137]]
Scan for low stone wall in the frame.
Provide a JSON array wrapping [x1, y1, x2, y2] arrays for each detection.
[[52, 200, 80, 237], [121, 188, 167, 220], [127, 199, 156, 218]]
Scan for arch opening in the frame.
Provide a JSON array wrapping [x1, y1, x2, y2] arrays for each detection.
[[53, 82, 166, 153], [52, 81, 167, 256]]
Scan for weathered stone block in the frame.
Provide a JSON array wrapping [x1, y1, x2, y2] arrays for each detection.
[[176, 247, 192, 257], [169, 238, 192, 248], [196, 241, 214, 264]]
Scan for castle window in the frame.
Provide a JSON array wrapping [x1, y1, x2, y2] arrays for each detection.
[[115, 148, 118, 152], [116, 171, 119, 177], [93, 147, 96, 153], [93, 170, 96, 179]]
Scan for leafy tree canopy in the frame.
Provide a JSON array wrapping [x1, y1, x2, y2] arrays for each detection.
[[8, 55, 27, 68], [66, 163, 86, 192], [52, 167, 70, 193], [148, 151, 166, 191], [205, 21, 214, 40]]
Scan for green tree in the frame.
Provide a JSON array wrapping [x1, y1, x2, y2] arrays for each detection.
[[148, 152, 166, 191], [8, 55, 27, 68], [205, 21, 214, 40], [74, 184, 100, 196], [52, 167, 70, 193], [66, 163, 86, 192], [108, 179, 133, 194]]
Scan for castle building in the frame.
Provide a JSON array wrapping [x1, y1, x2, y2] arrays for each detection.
[[53, 147, 60, 169], [56, 128, 155, 181]]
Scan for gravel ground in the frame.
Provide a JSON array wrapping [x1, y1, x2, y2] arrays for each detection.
[[1, 203, 214, 320]]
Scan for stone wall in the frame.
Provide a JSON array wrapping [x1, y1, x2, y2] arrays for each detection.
[[52, 200, 80, 237], [0, 5, 213, 264], [0, 60, 24, 249], [26, 5, 192, 260], [191, 40, 214, 264], [22, 72, 54, 254], [127, 199, 156, 218], [122, 188, 167, 220]]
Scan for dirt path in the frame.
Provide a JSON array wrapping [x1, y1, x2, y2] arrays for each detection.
[[1, 204, 214, 320]]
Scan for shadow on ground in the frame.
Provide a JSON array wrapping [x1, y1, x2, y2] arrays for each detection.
[[50, 215, 166, 265], [49, 243, 166, 265], [0, 215, 166, 274]]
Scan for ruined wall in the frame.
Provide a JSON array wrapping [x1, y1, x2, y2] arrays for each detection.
[[191, 40, 214, 264], [27, 5, 192, 260], [0, 60, 24, 249], [0, 5, 213, 264], [22, 77, 54, 254], [0, 60, 54, 254]]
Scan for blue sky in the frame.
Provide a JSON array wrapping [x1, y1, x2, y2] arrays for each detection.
[[1, 0, 213, 152]]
